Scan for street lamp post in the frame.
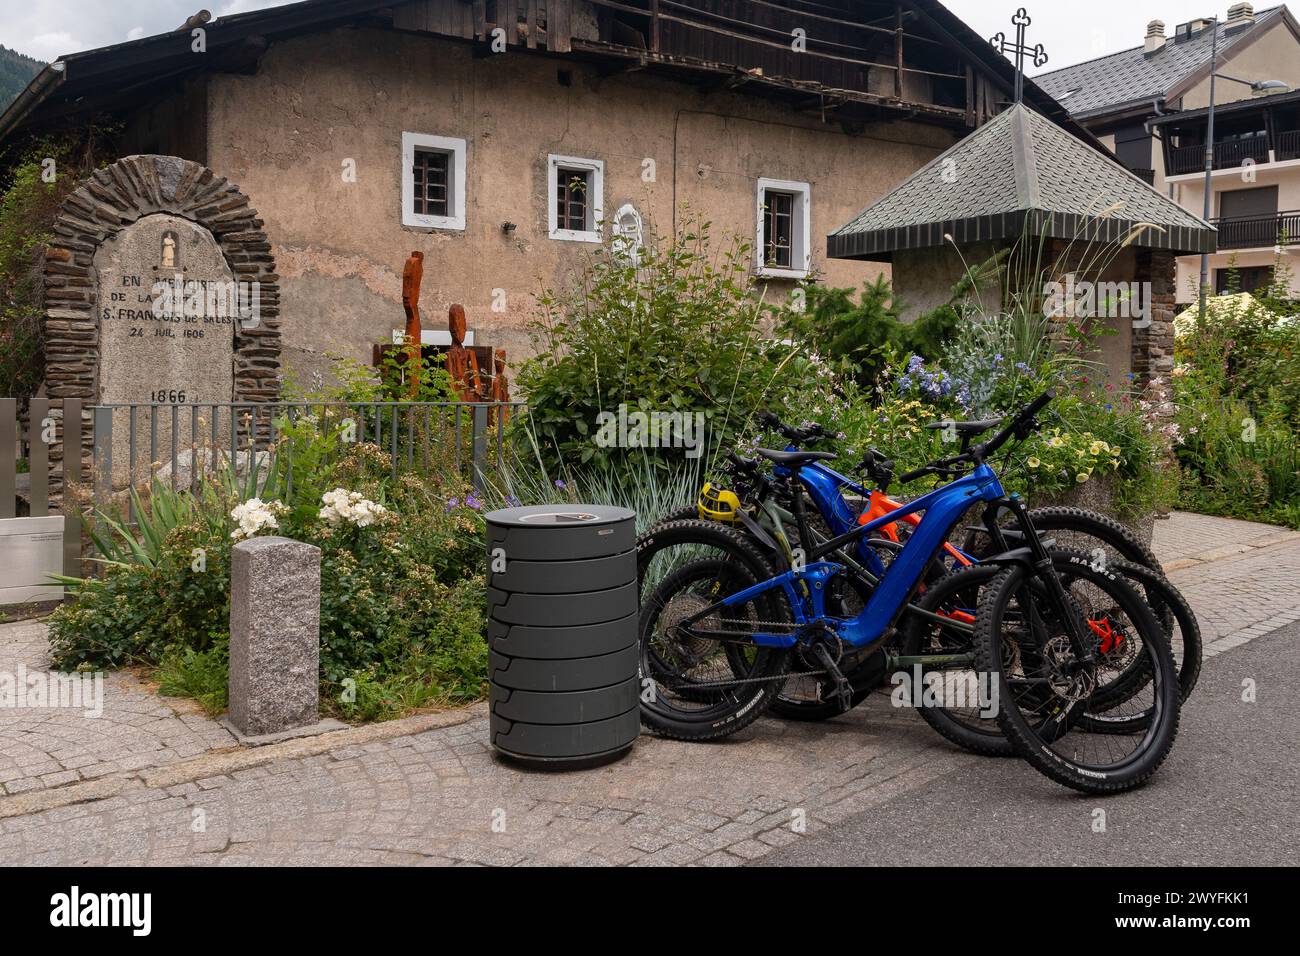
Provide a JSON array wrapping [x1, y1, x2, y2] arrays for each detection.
[[1197, 18, 1291, 320], [1198, 21, 1220, 321]]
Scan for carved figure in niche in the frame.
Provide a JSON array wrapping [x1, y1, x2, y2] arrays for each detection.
[[445, 303, 482, 402], [161, 231, 178, 269]]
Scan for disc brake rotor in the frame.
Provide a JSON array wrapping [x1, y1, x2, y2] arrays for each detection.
[[1042, 635, 1098, 703]]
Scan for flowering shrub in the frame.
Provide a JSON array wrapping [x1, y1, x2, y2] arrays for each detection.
[[1026, 427, 1122, 488], [319, 488, 389, 528], [229, 498, 287, 540], [49, 441, 492, 719], [765, 322, 1166, 518], [897, 355, 973, 411], [1173, 287, 1300, 528]]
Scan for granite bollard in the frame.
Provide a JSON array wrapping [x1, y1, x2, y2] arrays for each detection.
[[228, 535, 330, 741]]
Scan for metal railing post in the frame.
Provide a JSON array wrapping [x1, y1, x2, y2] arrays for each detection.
[[93, 405, 112, 516], [63, 399, 83, 576], [29, 397, 49, 517], [472, 404, 488, 493], [0, 398, 16, 519]]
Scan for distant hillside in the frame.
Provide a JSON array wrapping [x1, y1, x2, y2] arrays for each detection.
[[0, 45, 43, 110]]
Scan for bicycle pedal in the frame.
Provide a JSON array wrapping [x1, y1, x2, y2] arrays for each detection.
[[811, 643, 853, 712]]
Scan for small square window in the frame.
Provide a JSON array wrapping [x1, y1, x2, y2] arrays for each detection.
[[413, 149, 449, 218], [756, 178, 811, 278], [548, 154, 604, 242], [402, 132, 466, 230]]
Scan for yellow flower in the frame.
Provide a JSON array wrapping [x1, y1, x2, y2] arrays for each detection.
[[1048, 436, 1065, 448], [1076, 471, 1091, 484], [1027, 456, 1041, 468], [1089, 441, 1106, 456]]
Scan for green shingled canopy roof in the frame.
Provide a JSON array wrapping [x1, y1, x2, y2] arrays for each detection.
[[828, 103, 1217, 262]]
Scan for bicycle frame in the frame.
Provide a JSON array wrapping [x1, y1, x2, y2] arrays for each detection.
[[695, 463, 1007, 650], [770, 458, 975, 574]]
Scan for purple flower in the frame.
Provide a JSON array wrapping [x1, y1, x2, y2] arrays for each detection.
[[465, 494, 482, 511], [554, 479, 567, 490], [445, 497, 460, 512]]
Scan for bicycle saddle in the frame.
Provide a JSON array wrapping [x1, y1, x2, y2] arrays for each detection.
[[756, 448, 839, 465], [925, 418, 1002, 436]]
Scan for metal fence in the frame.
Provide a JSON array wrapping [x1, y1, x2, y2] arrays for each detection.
[[1, 396, 83, 576], [2, 397, 524, 574], [89, 400, 526, 506]]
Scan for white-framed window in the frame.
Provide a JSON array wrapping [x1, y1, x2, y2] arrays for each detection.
[[402, 132, 466, 231], [756, 178, 811, 278], [548, 154, 604, 242]]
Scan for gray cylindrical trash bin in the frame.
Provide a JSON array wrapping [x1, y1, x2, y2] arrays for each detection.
[[485, 505, 638, 768]]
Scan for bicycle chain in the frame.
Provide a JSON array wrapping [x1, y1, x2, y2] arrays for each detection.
[[659, 620, 830, 690]]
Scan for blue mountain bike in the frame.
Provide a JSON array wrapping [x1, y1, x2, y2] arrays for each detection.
[[637, 392, 1181, 793]]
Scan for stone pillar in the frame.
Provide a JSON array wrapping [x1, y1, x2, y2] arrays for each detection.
[[228, 536, 323, 738], [1132, 249, 1177, 390]]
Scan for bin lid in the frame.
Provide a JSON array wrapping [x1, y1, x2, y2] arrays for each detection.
[[485, 504, 635, 529]]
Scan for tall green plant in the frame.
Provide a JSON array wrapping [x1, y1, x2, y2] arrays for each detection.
[[519, 212, 810, 475], [0, 131, 117, 400], [770, 276, 960, 387]]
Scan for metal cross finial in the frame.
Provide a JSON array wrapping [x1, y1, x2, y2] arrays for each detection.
[[991, 7, 1048, 104]]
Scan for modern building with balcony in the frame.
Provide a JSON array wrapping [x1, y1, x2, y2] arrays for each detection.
[[1037, 3, 1300, 304], [1152, 90, 1300, 299]]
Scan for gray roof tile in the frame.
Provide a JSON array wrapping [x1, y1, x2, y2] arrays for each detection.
[[1034, 7, 1284, 118], [828, 103, 1217, 259]]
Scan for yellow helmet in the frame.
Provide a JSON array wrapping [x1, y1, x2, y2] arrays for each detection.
[[697, 482, 743, 523]]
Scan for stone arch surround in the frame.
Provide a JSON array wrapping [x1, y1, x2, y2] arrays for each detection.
[[42, 154, 281, 474]]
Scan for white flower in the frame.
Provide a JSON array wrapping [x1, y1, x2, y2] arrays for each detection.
[[318, 488, 388, 527], [230, 498, 286, 541]]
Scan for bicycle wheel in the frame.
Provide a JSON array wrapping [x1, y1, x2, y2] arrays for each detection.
[[896, 563, 1013, 756], [963, 505, 1161, 572], [963, 506, 1189, 682], [1075, 559, 1202, 733], [637, 520, 793, 741], [975, 553, 1180, 794]]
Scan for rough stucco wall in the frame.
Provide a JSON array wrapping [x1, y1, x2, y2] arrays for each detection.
[[1179, 20, 1300, 112], [202, 27, 956, 385], [892, 242, 1003, 323], [895, 240, 1136, 383]]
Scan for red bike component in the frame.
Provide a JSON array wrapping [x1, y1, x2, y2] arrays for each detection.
[[1087, 616, 1124, 654], [937, 609, 976, 625], [858, 490, 972, 566]]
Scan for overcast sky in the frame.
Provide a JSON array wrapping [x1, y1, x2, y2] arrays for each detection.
[[0, 1, 1260, 72]]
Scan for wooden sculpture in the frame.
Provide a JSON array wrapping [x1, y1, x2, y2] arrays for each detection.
[[401, 251, 425, 397], [489, 348, 511, 426], [446, 303, 482, 402]]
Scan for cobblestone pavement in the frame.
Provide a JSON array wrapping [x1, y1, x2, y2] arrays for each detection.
[[0, 512, 1296, 865], [0, 621, 236, 798], [1152, 513, 1300, 656]]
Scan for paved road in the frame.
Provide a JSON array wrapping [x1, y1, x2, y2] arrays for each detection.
[[759, 619, 1300, 867], [0, 512, 1296, 865]]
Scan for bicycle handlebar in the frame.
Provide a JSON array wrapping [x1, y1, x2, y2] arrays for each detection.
[[758, 411, 828, 444], [897, 390, 1056, 485]]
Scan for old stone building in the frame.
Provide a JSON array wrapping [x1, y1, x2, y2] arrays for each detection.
[[0, 0, 1086, 387]]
